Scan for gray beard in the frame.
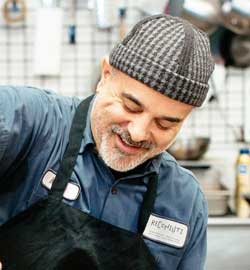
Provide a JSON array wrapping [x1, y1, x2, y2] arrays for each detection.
[[98, 128, 165, 172], [98, 133, 148, 172]]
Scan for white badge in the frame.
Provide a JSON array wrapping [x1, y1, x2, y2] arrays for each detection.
[[143, 214, 188, 248], [41, 170, 80, 201]]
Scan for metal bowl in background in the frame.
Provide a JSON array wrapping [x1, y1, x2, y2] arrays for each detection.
[[181, 0, 221, 35], [221, 0, 250, 35], [167, 137, 210, 160]]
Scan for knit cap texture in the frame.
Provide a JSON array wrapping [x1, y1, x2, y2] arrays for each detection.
[[109, 14, 215, 107]]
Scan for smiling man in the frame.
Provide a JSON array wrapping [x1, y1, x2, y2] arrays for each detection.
[[91, 62, 193, 172], [0, 15, 214, 270]]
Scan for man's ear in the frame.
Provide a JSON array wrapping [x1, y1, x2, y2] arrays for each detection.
[[96, 56, 113, 93]]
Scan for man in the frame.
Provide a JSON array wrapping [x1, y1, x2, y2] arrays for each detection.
[[0, 14, 214, 269]]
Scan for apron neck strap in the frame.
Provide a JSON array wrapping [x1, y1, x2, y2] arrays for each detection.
[[137, 173, 158, 234], [49, 95, 94, 202]]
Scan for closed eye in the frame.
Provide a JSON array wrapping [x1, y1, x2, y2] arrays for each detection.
[[155, 119, 177, 130], [122, 94, 143, 113]]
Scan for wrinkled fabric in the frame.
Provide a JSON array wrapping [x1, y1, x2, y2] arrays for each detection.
[[0, 193, 155, 270]]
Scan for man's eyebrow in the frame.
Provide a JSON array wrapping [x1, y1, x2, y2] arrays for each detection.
[[121, 92, 143, 107], [121, 92, 183, 123]]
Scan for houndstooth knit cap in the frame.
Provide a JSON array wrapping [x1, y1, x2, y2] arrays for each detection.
[[109, 14, 215, 107]]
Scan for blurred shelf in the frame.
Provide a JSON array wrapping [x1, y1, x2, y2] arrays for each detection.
[[178, 158, 230, 167], [208, 216, 250, 226], [178, 160, 211, 169]]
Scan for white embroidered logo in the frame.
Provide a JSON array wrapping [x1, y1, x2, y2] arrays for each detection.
[[143, 214, 188, 248]]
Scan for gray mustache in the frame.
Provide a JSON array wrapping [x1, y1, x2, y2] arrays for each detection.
[[111, 124, 153, 149]]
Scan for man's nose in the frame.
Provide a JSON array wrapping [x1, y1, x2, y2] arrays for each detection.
[[127, 116, 152, 143]]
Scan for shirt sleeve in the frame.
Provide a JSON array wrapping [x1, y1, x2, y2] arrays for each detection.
[[0, 85, 77, 179], [177, 190, 208, 270], [0, 98, 9, 163], [0, 86, 45, 176]]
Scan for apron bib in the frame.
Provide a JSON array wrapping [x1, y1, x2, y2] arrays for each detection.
[[0, 96, 157, 270]]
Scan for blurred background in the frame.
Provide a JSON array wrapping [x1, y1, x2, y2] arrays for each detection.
[[0, 0, 250, 269]]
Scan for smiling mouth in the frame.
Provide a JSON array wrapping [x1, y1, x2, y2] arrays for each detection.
[[119, 134, 140, 148], [115, 134, 143, 155]]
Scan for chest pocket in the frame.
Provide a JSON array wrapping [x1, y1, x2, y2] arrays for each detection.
[[144, 239, 182, 270]]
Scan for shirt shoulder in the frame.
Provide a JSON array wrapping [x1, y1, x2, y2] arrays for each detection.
[[156, 151, 207, 225], [0, 85, 82, 127], [0, 85, 82, 173], [145, 153, 208, 268]]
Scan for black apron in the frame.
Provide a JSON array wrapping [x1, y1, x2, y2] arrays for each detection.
[[0, 96, 157, 270]]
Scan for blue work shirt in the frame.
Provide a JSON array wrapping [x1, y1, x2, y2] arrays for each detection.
[[0, 86, 208, 270]]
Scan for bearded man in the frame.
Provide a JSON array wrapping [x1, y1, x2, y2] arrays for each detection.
[[0, 14, 214, 270]]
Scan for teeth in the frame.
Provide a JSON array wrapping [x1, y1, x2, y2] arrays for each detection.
[[121, 136, 140, 148], [120, 135, 134, 147]]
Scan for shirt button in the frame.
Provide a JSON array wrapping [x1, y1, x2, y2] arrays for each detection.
[[111, 187, 118, 195]]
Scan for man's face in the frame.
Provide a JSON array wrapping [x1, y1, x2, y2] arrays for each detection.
[[90, 59, 193, 172]]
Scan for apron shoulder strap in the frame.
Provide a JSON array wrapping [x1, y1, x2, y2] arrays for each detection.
[[137, 173, 158, 234], [49, 95, 94, 202]]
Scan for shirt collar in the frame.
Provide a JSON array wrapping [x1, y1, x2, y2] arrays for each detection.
[[120, 153, 162, 180], [108, 154, 162, 185]]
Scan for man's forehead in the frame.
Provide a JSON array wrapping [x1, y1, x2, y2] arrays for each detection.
[[120, 89, 192, 121], [112, 69, 193, 115]]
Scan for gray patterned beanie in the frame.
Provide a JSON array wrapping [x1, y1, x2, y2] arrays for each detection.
[[109, 14, 215, 107]]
